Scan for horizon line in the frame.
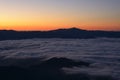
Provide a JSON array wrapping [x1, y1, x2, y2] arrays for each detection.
[[0, 27, 120, 32]]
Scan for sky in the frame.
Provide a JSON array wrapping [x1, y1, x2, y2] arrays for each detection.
[[0, 0, 120, 31]]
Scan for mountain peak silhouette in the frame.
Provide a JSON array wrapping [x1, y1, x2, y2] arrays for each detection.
[[68, 27, 85, 31], [52, 27, 85, 32], [0, 27, 120, 40]]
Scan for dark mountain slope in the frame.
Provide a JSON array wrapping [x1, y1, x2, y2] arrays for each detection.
[[0, 28, 120, 40]]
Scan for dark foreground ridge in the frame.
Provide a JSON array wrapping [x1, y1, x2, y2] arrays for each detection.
[[0, 57, 116, 80], [0, 27, 120, 40]]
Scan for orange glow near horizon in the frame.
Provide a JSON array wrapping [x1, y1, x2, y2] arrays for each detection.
[[0, 13, 119, 31], [0, 12, 119, 31], [0, 0, 120, 31], [1, 25, 120, 31]]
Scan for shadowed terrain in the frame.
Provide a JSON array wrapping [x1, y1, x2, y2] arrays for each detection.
[[0, 57, 116, 80], [0, 28, 120, 40]]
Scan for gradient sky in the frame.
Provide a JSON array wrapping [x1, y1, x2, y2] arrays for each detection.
[[0, 0, 120, 31]]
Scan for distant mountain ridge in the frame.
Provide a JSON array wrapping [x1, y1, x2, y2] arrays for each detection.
[[0, 27, 120, 40]]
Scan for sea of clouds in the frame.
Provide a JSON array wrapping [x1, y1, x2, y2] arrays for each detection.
[[0, 38, 120, 79]]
